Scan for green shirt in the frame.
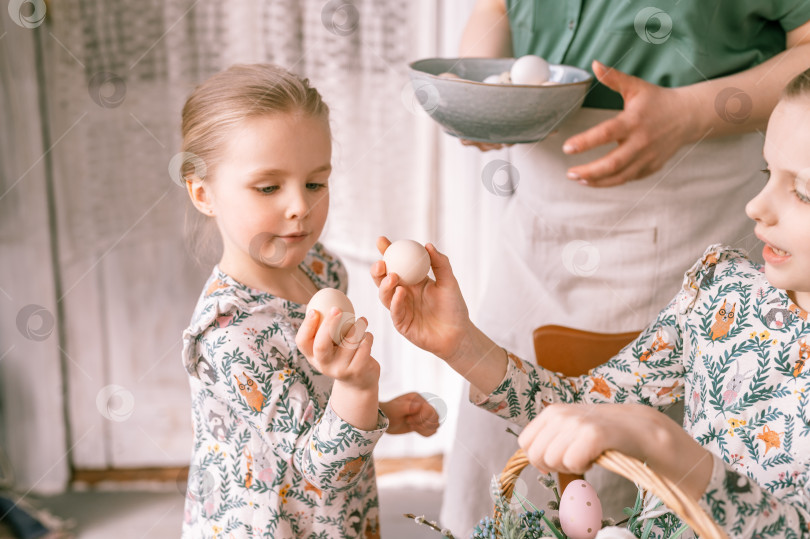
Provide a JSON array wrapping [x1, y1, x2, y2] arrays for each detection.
[[507, 0, 810, 109]]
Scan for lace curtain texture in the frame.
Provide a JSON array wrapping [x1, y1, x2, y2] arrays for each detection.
[[1, 0, 506, 491]]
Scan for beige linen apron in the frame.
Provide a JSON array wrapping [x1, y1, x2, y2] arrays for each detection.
[[440, 107, 766, 536]]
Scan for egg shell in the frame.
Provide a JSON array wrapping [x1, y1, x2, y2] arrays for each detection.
[[483, 74, 502, 84], [558, 479, 603, 539], [438, 71, 461, 79], [383, 240, 430, 286], [306, 288, 355, 339], [593, 526, 637, 539], [510, 54, 550, 85]]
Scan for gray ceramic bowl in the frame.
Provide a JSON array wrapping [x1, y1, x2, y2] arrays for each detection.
[[408, 57, 592, 144]]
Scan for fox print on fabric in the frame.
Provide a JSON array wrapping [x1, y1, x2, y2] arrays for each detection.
[[710, 299, 736, 340], [233, 372, 266, 412], [794, 339, 808, 378], [640, 328, 675, 362], [336, 455, 368, 483]]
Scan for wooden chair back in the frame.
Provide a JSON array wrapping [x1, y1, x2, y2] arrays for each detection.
[[532, 324, 640, 492]]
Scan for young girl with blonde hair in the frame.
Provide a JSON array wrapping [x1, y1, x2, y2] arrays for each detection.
[[179, 63, 438, 538], [373, 69, 810, 537]]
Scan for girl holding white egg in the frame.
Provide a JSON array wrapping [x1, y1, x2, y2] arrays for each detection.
[[373, 68, 810, 539], [179, 63, 438, 538], [446, 0, 810, 533]]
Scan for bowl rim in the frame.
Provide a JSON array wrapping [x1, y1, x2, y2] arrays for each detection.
[[408, 57, 593, 88]]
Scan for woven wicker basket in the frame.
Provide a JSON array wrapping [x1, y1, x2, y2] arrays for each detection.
[[496, 448, 727, 539]]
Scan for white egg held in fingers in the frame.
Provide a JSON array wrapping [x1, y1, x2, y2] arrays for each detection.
[[383, 240, 431, 286], [510, 55, 550, 85], [558, 479, 603, 539], [306, 288, 355, 340]]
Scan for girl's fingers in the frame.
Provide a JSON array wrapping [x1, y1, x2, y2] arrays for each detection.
[[425, 243, 457, 288], [311, 308, 345, 364], [389, 285, 411, 328], [519, 411, 553, 474], [541, 428, 577, 474], [329, 327, 374, 381], [377, 272, 400, 310], [295, 309, 321, 356], [338, 316, 368, 350], [376, 236, 392, 256], [517, 409, 549, 449], [370, 236, 393, 288], [342, 332, 376, 377], [523, 433, 551, 475], [370, 260, 387, 287], [416, 402, 440, 434]]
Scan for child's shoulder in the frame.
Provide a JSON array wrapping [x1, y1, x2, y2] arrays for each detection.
[[306, 241, 348, 292], [678, 244, 762, 311], [182, 268, 293, 378], [186, 266, 289, 342], [687, 244, 757, 278]]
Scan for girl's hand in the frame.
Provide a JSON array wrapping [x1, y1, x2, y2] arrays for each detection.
[[563, 60, 698, 188], [380, 392, 441, 436], [295, 308, 380, 390], [370, 237, 472, 362], [518, 403, 713, 499], [517, 403, 651, 475]]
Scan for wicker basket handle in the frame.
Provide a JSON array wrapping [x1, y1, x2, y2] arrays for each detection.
[[497, 448, 727, 539]]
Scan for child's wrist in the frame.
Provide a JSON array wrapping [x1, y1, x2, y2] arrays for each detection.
[[333, 379, 378, 399], [443, 322, 484, 365], [330, 382, 380, 431]]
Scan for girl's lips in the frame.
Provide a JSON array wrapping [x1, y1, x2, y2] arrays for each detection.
[[762, 243, 791, 265], [279, 233, 308, 243]]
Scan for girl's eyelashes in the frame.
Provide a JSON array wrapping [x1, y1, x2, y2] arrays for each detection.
[[794, 173, 810, 204], [761, 167, 810, 204], [254, 181, 327, 194]]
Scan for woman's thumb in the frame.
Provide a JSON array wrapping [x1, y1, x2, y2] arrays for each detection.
[[592, 60, 637, 96]]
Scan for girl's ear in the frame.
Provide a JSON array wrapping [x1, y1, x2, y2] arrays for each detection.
[[186, 176, 215, 216]]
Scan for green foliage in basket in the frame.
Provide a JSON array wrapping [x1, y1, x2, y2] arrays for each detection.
[[467, 475, 693, 539], [469, 475, 565, 539], [404, 437, 695, 539], [622, 488, 691, 539]]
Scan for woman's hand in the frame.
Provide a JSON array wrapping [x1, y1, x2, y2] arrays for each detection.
[[518, 403, 713, 499], [563, 60, 699, 188], [459, 139, 512, 152], [370, 237, 472, 362], [295, 308, 379, 390], [380, 392, 441, 436]]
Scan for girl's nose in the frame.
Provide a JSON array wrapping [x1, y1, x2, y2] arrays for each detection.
[[745, 179, 778, 226], [284, 186, 310, 220]]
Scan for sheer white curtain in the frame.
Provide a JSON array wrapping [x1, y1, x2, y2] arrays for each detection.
[[0, 12, 69, 494], [1, 0, 505, 490]]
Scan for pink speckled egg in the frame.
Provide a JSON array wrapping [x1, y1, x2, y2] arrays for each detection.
[[558, 479, 603, 539]]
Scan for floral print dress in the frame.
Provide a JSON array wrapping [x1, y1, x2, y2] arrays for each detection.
[[181, 242, 388, 539], [474, 245, 810, 538]]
